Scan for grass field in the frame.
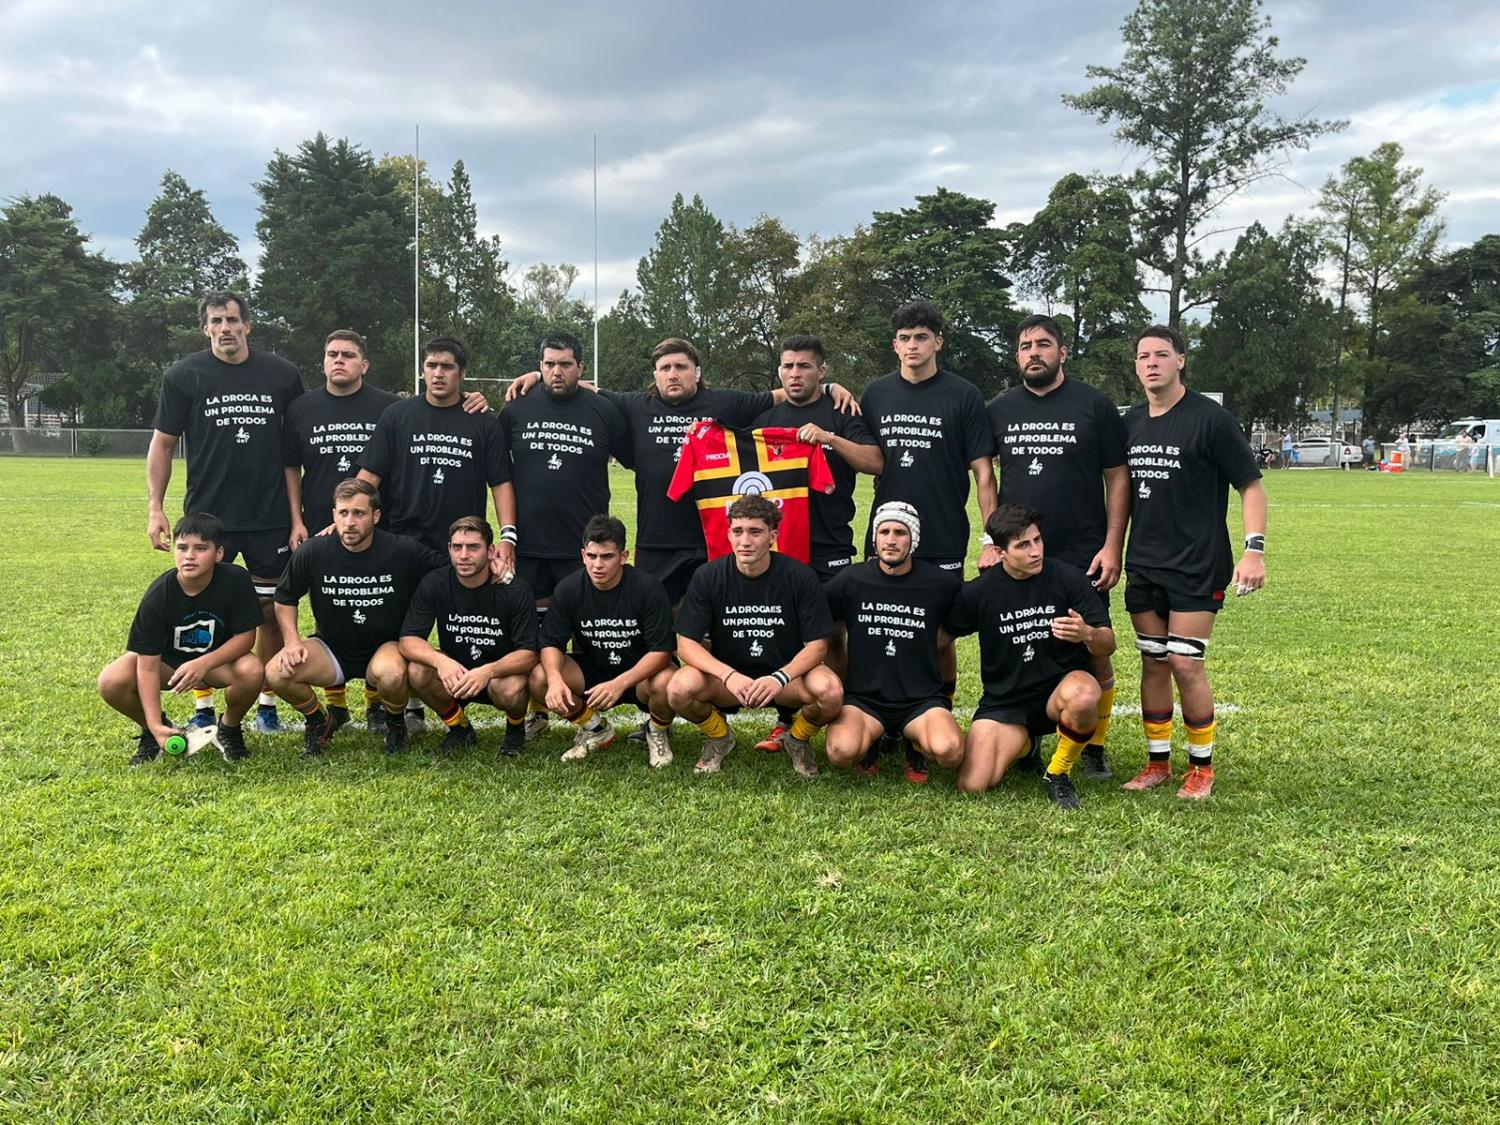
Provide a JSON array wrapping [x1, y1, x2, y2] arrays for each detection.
[[1, 458, 1498, 1122]]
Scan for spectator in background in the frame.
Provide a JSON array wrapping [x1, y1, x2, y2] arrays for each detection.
[[1362, 434, 1376, 470], [1279, 431, 1294, 468], [1455, 429, 1474, 472]]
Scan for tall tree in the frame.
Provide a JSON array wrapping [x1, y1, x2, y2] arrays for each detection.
[[521, 263, 581, 322], [729, 215, 805, 378], [781, 229, 895, 394], [1196, 219, 1333, 424], [635, 194, 744, 378], [596, 290, 657, 391], [869, 187, 1018, 396], [255, 134, 409, 386], [0, 194, 118, 432], [1064, 0, 1343, 327]]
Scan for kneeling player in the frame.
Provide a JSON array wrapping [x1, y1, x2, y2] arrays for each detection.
[[947, 505, 1115, 809], [823, 502, 964, 780], [668, 495, 842, 777], [400, 516, 539, 757], [269, 479, 445, 756], [528, 515, 677, 767], [99, 513, 263, 765]]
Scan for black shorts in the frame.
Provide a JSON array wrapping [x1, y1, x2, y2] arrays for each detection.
[[221, 529, 291, 593], [516, 555, 583, 599], [1123, 573, 1224, 618], [572, 656, 657, 715], [809, 552, 856, 584], [846, 695, 948, 737], [972, 683, 1063, 737], [309, 637, 370, 686], [634, 548, 707, 606]]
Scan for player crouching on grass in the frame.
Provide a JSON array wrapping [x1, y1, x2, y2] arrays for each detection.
[[668, 494, 842, 777], [528, 515, 677, 767], [822, 502, 965, 781], [947, 505, 1115, 810], [399, 516, 539, 758], [268, 479, 448, 758], [99, 513, 262, 765]]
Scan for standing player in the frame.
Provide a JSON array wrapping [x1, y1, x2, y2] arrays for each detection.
[[752, 334, 883, 750], [822, 503, 964, 781], [1121, 326, 1266, 799], [268, 479, 446, 757], [529, 515, 677, 767], [399, 517, 539, 758], [947, 505, 1116, 809], [860, 300, 998, 777], [98, 513, 263, 765], [668, 495, 842, 778], [986, 314, 1129, 778], [146, 291, 305, 733]]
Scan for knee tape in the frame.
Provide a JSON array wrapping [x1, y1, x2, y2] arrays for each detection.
[[1135, 633, 1170, 662], [1166, 634, 1209, 661]]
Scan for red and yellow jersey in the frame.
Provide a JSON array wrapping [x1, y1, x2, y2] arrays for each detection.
[[666, 421, 836, 562]]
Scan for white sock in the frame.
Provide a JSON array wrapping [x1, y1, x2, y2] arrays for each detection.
[[196, 697, 215, 712], [258, 691, 276, 708]]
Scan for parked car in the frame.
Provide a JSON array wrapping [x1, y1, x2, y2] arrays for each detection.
[[1291, 438, 1361, 467], [1430, 418, 1500, 470]]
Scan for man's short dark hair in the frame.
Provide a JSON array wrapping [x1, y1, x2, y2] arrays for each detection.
[[891, 301, 944, 335], [985, 504, 1044, 550], [727, 494, 782, 529], [1134, 324, 1185, 354], [325, 328, 368, 358], [449, 515, 493, 546], [199, 291, 250, 327], [582, 514, 628, 552], [173, 512, 224, 546], [540, 333, 585, 365], [332, 477, 382, 511], [424, 335, 469, 372], [780, 334, 827, 364], [652, 337, 700, 368], [1016, 314, 1064, 348]]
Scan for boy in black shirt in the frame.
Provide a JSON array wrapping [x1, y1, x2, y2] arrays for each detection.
[[98, 513, 263, 765], [669, 495, 841, 778], [987, 314, 1131, 778], [529, 515, 677, 767], [400, 517, 539, 757], [823, 503, 964, 780], [1121, 325, 1266, 800], [269, 479, 446, 756], [146, 291, 305, 733], [947, 505, 1115, 810]]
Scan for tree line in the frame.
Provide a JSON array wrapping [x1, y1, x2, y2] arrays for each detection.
[[2, 0, 1494, 437]]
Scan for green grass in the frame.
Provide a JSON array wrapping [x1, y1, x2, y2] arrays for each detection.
[[1, 458, 1498, 1122]]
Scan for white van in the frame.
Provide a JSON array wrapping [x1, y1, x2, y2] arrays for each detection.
[[1433, 418, 1499, 470]]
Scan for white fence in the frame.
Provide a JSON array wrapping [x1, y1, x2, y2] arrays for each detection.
[[1389, 441, 1497, 475], [0, 428, 184, 458]]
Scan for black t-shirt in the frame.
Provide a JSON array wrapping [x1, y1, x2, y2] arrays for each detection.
[[946, 558, 1109, 708], [754, 394, 879, 560], [540, 565, 675, 680], [601, 386, 775, 551], [825, 559, 960, 708], [152, 348, 306, 531], [499, 387, 632, 559], [401, 567, 539, 669], [1123, 390, 1262, 596], [282, 384, 400, 532], [676, 553, 833, 677], [860, 369, 995, 559], [127, 563, 264, 665], [357, 397, 511, 552], [275, 529, 447, 670], [987, 377, 1128, 568]]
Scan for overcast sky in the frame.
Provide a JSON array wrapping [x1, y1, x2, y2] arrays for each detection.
[[4, 0, 1498, 311]]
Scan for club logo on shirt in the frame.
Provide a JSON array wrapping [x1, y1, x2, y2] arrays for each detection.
[[1023, 643, 1036, 663], [749, 638, 764, 657], [608, 649, 622, 665], [885, 638, 896, 657], [337, 454, 351, 472], [470, 644, 483, 662], [547, 453, 563, 470], [353, 608, 366, 624], [432, 467, 445, 484], [235, 427, 250, 445], [173, 617, 217, 654], [732, 470, 774, 496], [899, 448, 915, 468], [1137, 481, 1152, 499], [1028, 457, 1044, 476]]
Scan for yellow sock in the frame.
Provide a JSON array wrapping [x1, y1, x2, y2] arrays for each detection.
[[1047, 721, 1096, 776], [1142, 709, 1174, 759], [293, 696, 323, 719], [192, 687, 214, 711], [437, 701, 469, 728], [1185, 714, 1216, 766], [528, 697, 546, 714], [789, 712, 821, 741], [1091, 683, 1116, 746], [364, 686, 380, 708], [381, 697, 404, 717], [325, 686, 348, 708], [696, 709, 729, 739], [650, 714, 672, 731], [571, 705, 597, 729]]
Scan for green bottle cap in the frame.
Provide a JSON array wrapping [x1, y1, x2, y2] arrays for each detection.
[[163, 734, 188, 756]]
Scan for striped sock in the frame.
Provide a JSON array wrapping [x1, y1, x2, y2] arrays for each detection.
[[649, 712, 673, 731], [789, 711, 824, 741], [1185, 713, 1216, 767], [438, 702, 470, 729], [193, 687, 215, 712], [695, 709, 729, 739], [1048, 721, 1097, 777], [258, 691, 277, 708], [1143, 709, 1173, 761], [293, 696, 325, 722], [325, 686, 348, 709]]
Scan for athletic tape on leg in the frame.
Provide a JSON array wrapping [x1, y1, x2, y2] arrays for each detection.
[[1134, 633, 1169, 661], [1166, 634, 1209, 660]]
